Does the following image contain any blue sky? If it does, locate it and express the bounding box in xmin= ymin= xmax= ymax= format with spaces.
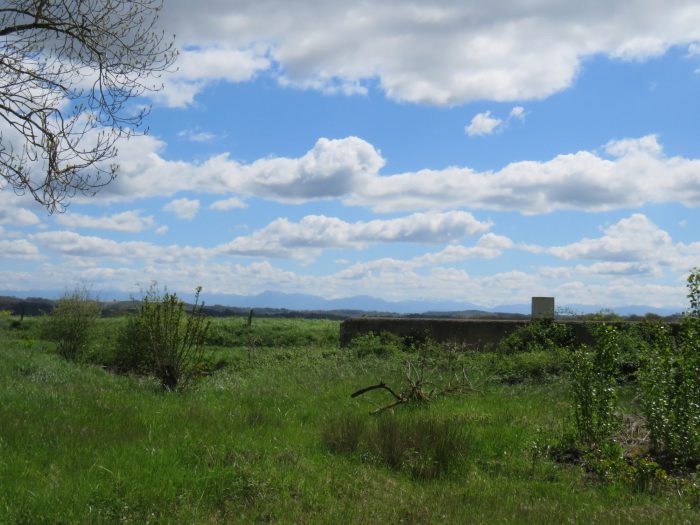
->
xmin=2 ymin=0 xmax=700 ymax=309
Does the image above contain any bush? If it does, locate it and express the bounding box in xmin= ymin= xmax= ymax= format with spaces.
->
xmin=44 ymin=287 xmax=101 ymax=360
xmin=118 ymin=285 xmax=211 ymax=390
xmin=638 ymin=322 xmax=700 ymax=468
xmin=113 ymin=314 xmax=151 ymax=374
xmin=497 ymin=321 xmax=574 ymax=354
xmin=568 ymin=324 xmax=620 ymax=447
xmin=350 ymin=331 xmax=402 ymax=357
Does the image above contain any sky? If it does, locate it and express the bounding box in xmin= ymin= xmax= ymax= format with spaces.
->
xmin=2 ymin=0 xmax=700 ymax=310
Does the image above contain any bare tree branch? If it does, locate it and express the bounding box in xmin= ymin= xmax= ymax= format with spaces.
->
xmin=0 ymin=0 xmax=177 ymax=212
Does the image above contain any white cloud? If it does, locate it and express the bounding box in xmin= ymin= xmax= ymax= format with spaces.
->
xmin=156 ymin=47 xmax=270 ymax=107
xmin=155 ymin=225 xmax=169 ymax=235
xmin=0 ymin=224 xmax=691 ymax=308
xmin=544 ymin=214 xmax=700 ymax=274
xmin=55 ymin=210 xmax=155 ymax=233
xmin=0 ymin=193 xmax=41 ymax=226
xmin=466 ymin=111 xmax=503 ymax=136
xmin=90 ymin=135 xmax=384 ymax=204
xmin=155 ymin=1 xmax=700 ymax=106
xmin=240 ymin=137 xmax=383 ymax=201
xmin=217 ymin=211 xmax=492 ymax=260
xmin=163 ymin=198 xmax=200 ymax=220
xmin=209 ymin=197 xmax=248 ymax=210
xmin=0 ymin=239 xmax=41 ymax=259
xmin=349 ymin=135 xmax=700 ymax=214
xmin=29 ymin=230 xmax=210 ymax=263
xmin=177 ymin=128 xmax=218 ymax=143
xmin=509 ymin=106 xmax=526 ymax=120
xmin=73 ymin=133 xmax=700 ymax=216
xmin=548 ymin=214 xmax=672 ymax=262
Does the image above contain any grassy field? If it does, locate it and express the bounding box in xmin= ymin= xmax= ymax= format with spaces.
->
xmin=1 ymin=315 xmax=700 ymax=524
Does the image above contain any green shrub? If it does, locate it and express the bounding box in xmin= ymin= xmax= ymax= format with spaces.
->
xmin=350 ymin=331 xmax=402 ymax=357
xmin=497 ymin=321 xmax=574 ymax=354
xmin=112 ymin=314 xmax=151 ymax=373
xmin=568 ymin=324 xmax=620 ymax=447
xmin=638 ymin=322 xmax=700 ymax=468
xmin=118 ymin=285 xmax=211 ymax=390
xmin=44 ymin=287 xmax=101 ymax=360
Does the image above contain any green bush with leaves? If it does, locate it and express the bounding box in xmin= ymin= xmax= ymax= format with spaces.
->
xmin=636 ymin=272 xmax=700 ymax=468
xmin=568 ymin=324 xmax=620 ymax=447
xmin=349 ymin=331 xmax=402 ymax=357
xmin=638 ymin=326 xmax=700 ymax=467
xmin=497 ymin=321 xmax=574 ymax=354
xmin=119 ymin=285 xmax=211 ymax=390
xmin=113 ymin=313 xmax=151 ymax=374
xmin=44 ymin=287 xmax=101 ymax=361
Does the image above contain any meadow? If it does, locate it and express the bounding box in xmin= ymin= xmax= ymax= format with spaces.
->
xmin=2 ymin=311 xmax=700 ymax=524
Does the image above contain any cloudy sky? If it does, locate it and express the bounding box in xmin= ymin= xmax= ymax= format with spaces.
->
xmin=3 ymin=0 xmax=700 ymax=309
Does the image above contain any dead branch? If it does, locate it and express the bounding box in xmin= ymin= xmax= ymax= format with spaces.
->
xmin=351 ymin=382 xmax=403 ymax=401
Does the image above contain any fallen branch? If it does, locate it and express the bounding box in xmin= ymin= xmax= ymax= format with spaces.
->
xmin=351 ymin=382 xmax=403 ymax=401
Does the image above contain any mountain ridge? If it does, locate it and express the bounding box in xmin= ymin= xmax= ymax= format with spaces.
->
xmin=0 ymin=289 xmax=683 ymax=317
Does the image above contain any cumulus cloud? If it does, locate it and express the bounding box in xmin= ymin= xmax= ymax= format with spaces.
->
xmin=209 ymin=197 xmax=248 ymax=210
xmin=0 ymin=239 xmax=41 ymax=259
xmin=90 ymin=135 xmax=384 ymax=204
xmin=55 ymin=210 xmax=155 ymax=233
xmin=548 ymin=214 xmax=671 ymax=262
xmin=217 ymin=211 xmax=491 ymax=260
xmin=509 ymin=106 xmax=526 ymax=120
xmin=0 ymin=193 xmax=41 ymax=226
xmin=544 ymin=214 xmax=700 ymax=273
xmin=29 ymin=230 xmax=209 ymax=263
xmin=466 ymin=107 xmax=526 ymax=136
xmin=154 ymin=1 xmax=700 ymax=106
xmin=156 ymin=47 xmax=270 ymax=107
xmin=465 ymin=111 xmax=503 ymax=136
xmin=163 ymin=198 xmax=200 ymax=220
xmin=80 ymin=133 xmax=700 ymax=215
xmin=349 ymin=135 xmax=700 ymax=213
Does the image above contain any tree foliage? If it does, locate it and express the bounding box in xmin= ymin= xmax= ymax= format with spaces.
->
xmin=0 ymin=0 xmax=176 ymax=212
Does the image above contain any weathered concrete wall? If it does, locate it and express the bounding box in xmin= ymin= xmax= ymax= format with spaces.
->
xmin=339 ymin=317 xmax=681 ymax=349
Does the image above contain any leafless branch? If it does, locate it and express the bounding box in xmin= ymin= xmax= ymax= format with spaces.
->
xmin=0 ymin=0 xmax=177 ymax=212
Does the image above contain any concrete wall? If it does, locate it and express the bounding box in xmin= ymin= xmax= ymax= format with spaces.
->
xmin=339 ymin=317 xmax=681 ymax=349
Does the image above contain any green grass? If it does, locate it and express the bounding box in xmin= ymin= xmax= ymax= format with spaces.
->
xmin=1 ymin=316 xmax=699 ymax=524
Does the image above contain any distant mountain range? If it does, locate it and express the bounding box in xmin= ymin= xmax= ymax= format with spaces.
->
xmin=0 ymin=289 xmax=684 ymax=318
